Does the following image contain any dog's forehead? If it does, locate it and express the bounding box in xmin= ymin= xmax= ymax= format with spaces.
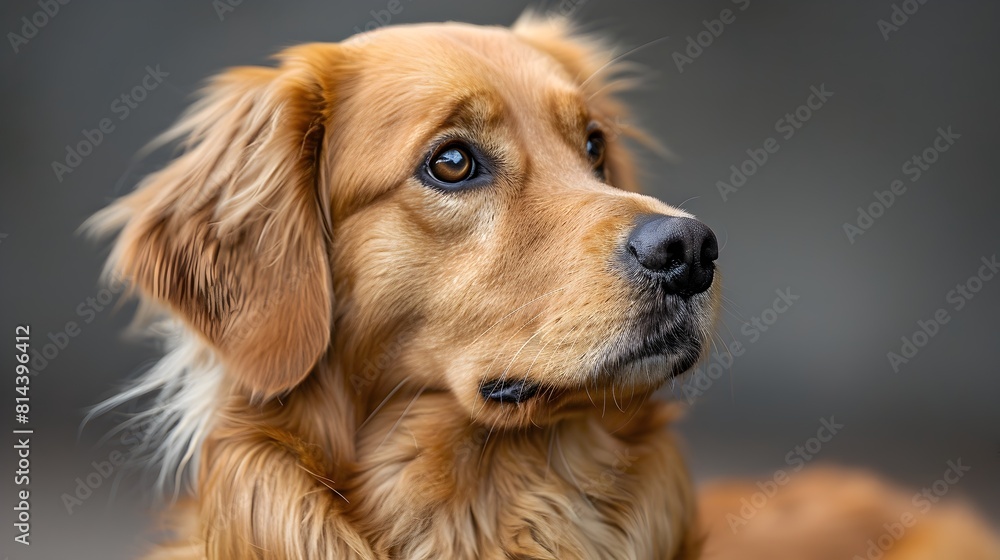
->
xmin=335 ymin=22 xmax=596 ymax=155
xmin=344 ymin=22 xmax=581 ymax=99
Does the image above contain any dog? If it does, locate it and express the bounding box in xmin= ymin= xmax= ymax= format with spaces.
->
xmin=88 ymin=13 xmax=999 ymax=560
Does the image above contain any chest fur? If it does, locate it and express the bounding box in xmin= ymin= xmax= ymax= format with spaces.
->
xmin=346 ymin=397 xmax=697 ymax=559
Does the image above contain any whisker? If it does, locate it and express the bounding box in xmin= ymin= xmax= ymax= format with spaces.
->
xmin=545 ymin=428 xmax=556 ymax=480
xmin=675 ymin=195 xmax=699 ymax=210
xmin=498 ymin=326 xmax=545 ymax=380
xmin=712 ymin=322 xmax=741 ymax=403
xmin=478 ymin=416 xmax=500 ymax=466
xmin=375 ymin=387 xmax=425 ymax=452
xmin=719 ymin=301 xmax=746 ymax=325
xmin=524 ymin=328 xmax=555 ymax=378
xmin=586 ymin=75 xmax=642 ymax=102
xmin=710 ymin=331 xmax=732 ymax=364
xmin=468 ymin=286 xmax=566 ymax=346
xmin=611 ymin=382 xmax=624 ymax=412
xmin=719 ymin=289 xmax=743 ymax=309
xmin=623 ymin=382 xmax=636 ymax=410
xmin=555 ymin=429 xmax=597 ymax=513
xmin=580 ymin=36 xmax=670 ymax=90
xmin=532 ymin=316 xmax=578 ymax=393
xmin=718 ymin=226 xmax=731 ymax=253
xmin=608 ymin=400 xmax=646 ymax=436
xmin=721 ymin=294 xmax=746 ymax=323
xmin=470 ymin=309 xmax=549 ymax=423
xmin=357 ymin=376 xmax=410 ymax=432
xmin=298 ymin=464 xmax=349 ymax=503
xmin=584 ymin=384 xmax=597 ymax=409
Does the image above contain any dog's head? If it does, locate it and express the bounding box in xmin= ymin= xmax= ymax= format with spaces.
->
xmin=93 ymin=15 xmax=719 ymax=430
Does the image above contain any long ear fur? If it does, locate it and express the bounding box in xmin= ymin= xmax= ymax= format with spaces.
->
xmin=88 ymin=44 xmax=342 ymax=400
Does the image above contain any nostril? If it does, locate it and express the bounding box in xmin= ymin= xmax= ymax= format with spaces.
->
xmin=661 ymin=240 xmax=688 ymax=273
xmin=664 ymin=240 xmax=685 ymax=264
xmin=700 ymin=234 xmax=719 ymax=265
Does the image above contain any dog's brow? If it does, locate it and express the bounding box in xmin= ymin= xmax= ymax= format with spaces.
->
xmin=546 ymin=88 xmax=589 ymax=142
xmin=438 ymin=92 xmax=507 ymax=131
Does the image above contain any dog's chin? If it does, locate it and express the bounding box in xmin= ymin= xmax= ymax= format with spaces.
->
xmin=470 ymin=345 xmax=699 ymax=429
xmin=592 ymin=305 xmax=708 ymax=381
xmin=603 ymin=344 xmax=703 ymax=382
xmin=474 ymin=324 xmax=705 ymax=414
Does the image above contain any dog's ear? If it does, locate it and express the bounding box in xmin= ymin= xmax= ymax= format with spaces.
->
xmin=513 ymin=13 xmax=660 ymax=191
xmin=512 ymin=13 xmax=609 ymax=83
xmin=89 ymin=45 xmax=343 ymax=400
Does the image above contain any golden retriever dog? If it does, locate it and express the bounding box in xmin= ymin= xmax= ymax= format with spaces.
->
xmin=88 ymin=13 xmax=999 ymax=560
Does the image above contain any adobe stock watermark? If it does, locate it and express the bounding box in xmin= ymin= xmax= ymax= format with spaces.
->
xmin=212 ymin=0 xmax=243 ymax=21
xmin=349 ymin=0 xmax=416 ymax=41
xmin=28 ymin=274 xmax=127 ymax=375
xmin=51 ymin=64 xmax=170 ymax=183
xmin=60 ymin=418 xmax=155 ymax=514
xmin=453 ymin=425 xmax=638 ymax=519
xmin=567 ymin=447 xmax=638 ymax=518
xmin=671 ymin=0 xmax=751 ymax=73
xmin=681 ymin=287 xmax=800 ymax=402
xmin=877 ymin=0 xmax=932 ymax=42
xmin=350 ymin=335 xmax=407 ymax=394
xmin=887 ymin=253 xmax=998 ymax=372
xmin=7 ymin=0 xmax=70 ymax=54
xmin=726 ymin=416 xmax=845 ymax=533
xmin=716 ymin=84 xmax=834 ymax=201
xmin=843 ymin=126 xmax=959 ymax=244
xmin=852 ymin=459 xmax=971 ymax=560
xmin=555 ymin=0 xmax=591 ymax=18
xmin=224 ymin=265 xmax=310 ymax=346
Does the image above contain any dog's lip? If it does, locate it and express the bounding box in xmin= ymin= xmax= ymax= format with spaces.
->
xmin=479 ymin=378 xmax=540 ymax=403
xmin=601 ymin=324 xmax=703 ymax=375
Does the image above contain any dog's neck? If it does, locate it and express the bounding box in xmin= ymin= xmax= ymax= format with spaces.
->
xmin=199 ymin=363 xmax=701 ymax=558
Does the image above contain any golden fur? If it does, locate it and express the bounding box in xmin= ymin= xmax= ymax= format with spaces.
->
xmin=698 ymin=467 xmax=1000 ymax=560
xmin=89 ymin=14 xmax=999 ymax=560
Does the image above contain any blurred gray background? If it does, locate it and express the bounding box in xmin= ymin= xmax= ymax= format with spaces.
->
xmin=2 ymin=1 xmax=999 ymax=558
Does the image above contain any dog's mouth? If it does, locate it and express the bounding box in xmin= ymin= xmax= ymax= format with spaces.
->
xmin=478 ymin=378 xmax=540 ymax=403
xmin=602 ymin=324 xmax=704 ymax=374
xmin=477 ymin=317 xmax=706 ymax=405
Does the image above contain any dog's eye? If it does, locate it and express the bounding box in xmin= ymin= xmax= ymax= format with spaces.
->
xmin=586 ymin=131 xmax=607 ymax=178
xmin=428 ymin=144 xmax=475 ymax=184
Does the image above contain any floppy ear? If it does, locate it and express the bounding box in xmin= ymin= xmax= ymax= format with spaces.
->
xmin=90 ymin=45 xmax=342 ymax=400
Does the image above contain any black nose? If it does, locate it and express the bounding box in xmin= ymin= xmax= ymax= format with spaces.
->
xmin=626 ymin=215 xmax=719 ymax=296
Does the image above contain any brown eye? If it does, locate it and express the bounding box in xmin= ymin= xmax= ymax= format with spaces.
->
xmin=586 ymin=131 xmax=606 ymax=175
xmin=429 ymin=144 xmax=474 ymax=183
